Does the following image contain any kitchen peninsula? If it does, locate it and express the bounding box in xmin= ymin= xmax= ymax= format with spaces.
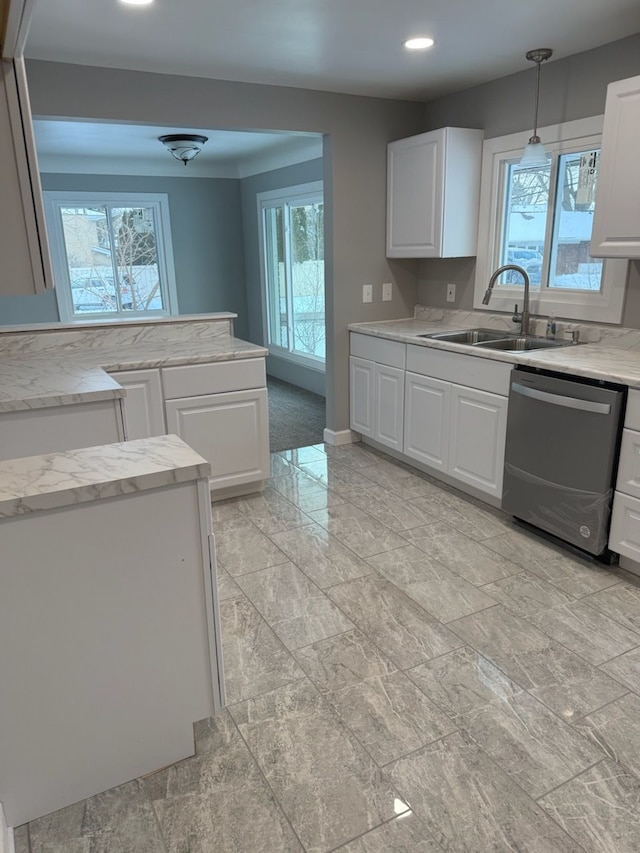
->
xmin=0 ymin=313 xmax=270 ymax=497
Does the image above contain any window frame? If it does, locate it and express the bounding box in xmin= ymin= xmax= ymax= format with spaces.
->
xmin=257 ymin=180 xmax=326 ymax=370
xmin=474 ymin=115 xmax=628 ymax=323
xmin=44 ymin=191 xmax=179 ymax=323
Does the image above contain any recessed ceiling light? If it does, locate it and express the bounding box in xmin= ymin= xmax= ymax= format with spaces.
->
xmin=119 ymin=0 xmax=154 ymax=6
xmin=404 ymin=37 xmax=435 ymax=51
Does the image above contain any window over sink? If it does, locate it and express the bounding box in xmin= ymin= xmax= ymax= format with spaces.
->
xmin=44 ymin=192 xmax=179 ymax=322
xmin=474 ymin=116 xmax=628 ymax=323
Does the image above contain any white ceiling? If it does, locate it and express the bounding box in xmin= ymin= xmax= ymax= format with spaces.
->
xmin=25 ymin=0 xmax=640 ymax=101
xmin=33 ymin=120 xmax=323 ymax=178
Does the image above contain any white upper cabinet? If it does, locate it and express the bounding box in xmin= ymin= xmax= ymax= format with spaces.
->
xmin=591 ymin=74 xmax=640 ymax=258
xmin=386 ymin=127 xmax=484 ymax=258
xmin=0 ymin=58 xmax=54 ymax=295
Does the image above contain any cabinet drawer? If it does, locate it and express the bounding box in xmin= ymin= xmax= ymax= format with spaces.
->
xmin=350 ymin=333 xmax=406 ymax=369
xmin=625 ymin=390 xmax=640 ymax=431
xmin=616 ymin=428 xmax=640 ymax=499
xmin=610 ymin=491 xmax=640 ymax=560
xmin=162 ymin=359 xmax=265 ymax=400
xmin=406 ymin=344 xmax=511 ymax=395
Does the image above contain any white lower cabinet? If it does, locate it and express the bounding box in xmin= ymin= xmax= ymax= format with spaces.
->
xmin=374 ymin=363 xmax=404 ymax=451
xmin=110 ymin=368 xmax=166 ymax=440
xmin=165 ymin=388 xmax=270 ymax=493
xmin=404 ymin=371 xmax=450 ymax=471
xmin=609 ymin=492 xmax=640 ymax=562
xmin=350 ymin=356 xmax=374 ymax=437
xmin=449 ymin=384 xmax=508 ymax=498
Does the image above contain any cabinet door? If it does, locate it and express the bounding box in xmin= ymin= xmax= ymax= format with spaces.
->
xmin=403 ymin=371 xmax=450 ymax=471
xmin=609 ymin=491 xmax=640 ymax=561
xmin=449 ymin=384 xmax=507 ymax=498
xmin=165 ymin=389 xmax=270 ymax=490
xmin=110 ymin=369 xmax=165 ymax=440
xmin=591 ymin=74 xmax=640 ymax=258
xmin=350 ymin=356 xmax=374 ymax=437
xmin=373 ymin=363 xmax=404 ymax=451
xmin=387 ymin=130 xmax=443 ymax=258
xmin=0 ymin=58 xmax=53 ymax=295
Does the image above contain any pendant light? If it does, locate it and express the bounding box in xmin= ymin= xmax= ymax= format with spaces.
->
xmin=520 ymin=48 xmax=553 ymax=167
xmin=158 ymin=134 xmax=208 ymax=165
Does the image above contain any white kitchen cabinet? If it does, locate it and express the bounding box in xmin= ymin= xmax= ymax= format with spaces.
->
xmin=165 ymin=388 xmax=270 ymax=494
xmin=374 ymin=363 xmax=404 ymax=451
xmin=0 ymin=58 xmax=53 ymax=295
xmin=110 ymin=368 xmax=165 ymax=440
xmin=591 ymin=74 xmax=640 ymax=258
xmin=386 ymin=127 xmax=484 ymax=258
xmin=0 ymin=398 xmax=124 ymax=462
xmin=350 ymin=356 xmax=374 ymax=437
xmin=404 ymin=371 xmax=450 ymax=471
xmin=449 ymin=383 xmax=508 ymax=498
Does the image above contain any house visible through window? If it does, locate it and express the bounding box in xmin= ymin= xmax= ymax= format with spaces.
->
xmin=44 ymin=192 xmax=178 ymax=322
xmin=474 ymin=116 xmax=628 ymax=323
xmin=258 ymin=182 xmax=325 ymax=365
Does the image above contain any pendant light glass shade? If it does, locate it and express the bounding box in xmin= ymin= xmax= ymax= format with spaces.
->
xmin=520 ymin=137 xmax=549 ymax=167
xmin=519 ymin=48 xmax=553 ymax=167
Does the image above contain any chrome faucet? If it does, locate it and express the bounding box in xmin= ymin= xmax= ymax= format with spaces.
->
xmin=482 ymin=264 xmax=531 ymax=336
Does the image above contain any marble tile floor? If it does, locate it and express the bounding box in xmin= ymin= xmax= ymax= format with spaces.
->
xmin=16 ymin=442 xmax=640 ymax=852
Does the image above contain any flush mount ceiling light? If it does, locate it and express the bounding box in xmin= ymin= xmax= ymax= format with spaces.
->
xmin=158 ymin=134 xmax=209 ymax=165
xmin=520 ymin=48 xmax=553 ymax=167
xmin=119 ymin=0 xmax=154 ymax=5
xmin=404 ymin=37 xmax=435 ymax=50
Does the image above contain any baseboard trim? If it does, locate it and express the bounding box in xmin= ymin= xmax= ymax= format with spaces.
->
xmin=0 ymin=802 xmax=15 ymax=853
xmin=323 ymin=428 xmax=360 ymax=446
xmin=619 ymin=555 xmax=640 ymax=578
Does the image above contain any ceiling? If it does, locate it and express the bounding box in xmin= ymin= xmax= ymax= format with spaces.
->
xmin=24 ymin=0 xmax=640 ymax=101
xmin=33 ymin=121 xmax=323 ymax=178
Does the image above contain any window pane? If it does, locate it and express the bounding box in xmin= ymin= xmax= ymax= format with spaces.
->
xmin=548 ymin=151 xmax=602 ymax=291
xmin=110 ymin=207 xmax=164 ymax=310
xmin=60 ymin=207 xmax=118 ymax=315
xmin=499 ymin=162 xmax=550 ymax=286
xmin=264 ymin=206 xmax=288 ymax=349
xmin=290 ymin=201 xmax=325 ymax=359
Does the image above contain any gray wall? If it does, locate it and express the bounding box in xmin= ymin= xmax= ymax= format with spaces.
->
xmin=26 ymin=60 xmax=425 ymax=431
xmin=2 ymin=172 xmax=249 ymax=338
xmin=418 ymin=32 xmax=640 ymax=326
xmin=241 ymin=157 xmax=325 ymax=397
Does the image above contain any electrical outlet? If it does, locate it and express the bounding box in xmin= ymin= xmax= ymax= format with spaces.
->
xmin=382 ymin=282 xmax=393 ymax=302
xmin=362 ymin=284 xmax=373 ymax=303
xmin=446 ymin=283 xmax=456 ymax=303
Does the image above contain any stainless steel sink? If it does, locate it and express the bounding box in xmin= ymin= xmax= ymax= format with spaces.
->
xmin=417 ymin=327 xmax=578 ymax=352
xmin=474 ymin=336 xmax=573 ymax=352
xmin=418 ymin=328 xmax=513 ymax=344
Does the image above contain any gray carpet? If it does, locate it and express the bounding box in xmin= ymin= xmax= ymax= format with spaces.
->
xmin=267 ymin=377 xmax=326 ymax=452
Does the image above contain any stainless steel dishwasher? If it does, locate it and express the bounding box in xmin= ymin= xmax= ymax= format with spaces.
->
xmin=502 ymin=367 xmax=625 ymax=558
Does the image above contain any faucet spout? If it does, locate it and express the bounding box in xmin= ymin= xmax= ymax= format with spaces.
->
xmin=483 ymin=264 xmax=531 ymax=335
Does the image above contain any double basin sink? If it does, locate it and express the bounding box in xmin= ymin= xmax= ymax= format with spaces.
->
xmin=419 ymin=328 xmax=578 ymax=352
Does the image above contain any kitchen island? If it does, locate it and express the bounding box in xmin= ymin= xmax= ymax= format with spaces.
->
xmin=0 ymin=434 xmax=222 ymax=827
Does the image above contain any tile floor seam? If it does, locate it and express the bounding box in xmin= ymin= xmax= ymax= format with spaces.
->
xmin=145 ymin=784 xmax=172 ymax=853
xmin=322 ymin=811 xmax=417 ymax=853
xmin=225 ymin=706 xmax=309 ymax=852
xmin=375 ymin=726 xmax=463 ymax=770
xmin=579 ymin=590 xmax=640 ymax=634
xmin=532 ymin=756 xmax=611 ymax=804
xmin=595 ymin=642 xmax=640 ymax=668
xmin=221 ymin=594 xmax=308 ymax=704
xmin=570 ymin=690 xmax=633 ymax=728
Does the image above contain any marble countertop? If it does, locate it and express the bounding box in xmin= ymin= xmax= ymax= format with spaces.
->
xmin=349 ymin=318 xmax=640 ymax=389
xmin=0 ymin=359 xmax=126 ymax=413
xmin=0 ymin=434 xmax=211 ymax=518
xmin=0 ymin=335 xmax=268 ymax=412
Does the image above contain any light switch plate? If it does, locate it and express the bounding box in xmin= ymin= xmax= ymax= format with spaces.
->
xmin=382 ymin=282 xmax=393 ymax=301
xmin=362 ymin=284 xmax=373 ymax=303
xmin=446 ymin=283 xmax=456 ymax=303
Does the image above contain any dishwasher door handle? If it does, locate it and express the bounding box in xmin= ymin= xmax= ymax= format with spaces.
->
xmin=511 ymin=382 xmax=611 ymax=415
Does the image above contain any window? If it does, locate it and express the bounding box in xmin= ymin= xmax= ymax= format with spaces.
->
xmin=475 ymin=116 xmax=628 ymax=323
xmin=258 ymin=182 xmax=325 ymax=366
xmin=44 ymin=192 xmax=178 ymax=322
